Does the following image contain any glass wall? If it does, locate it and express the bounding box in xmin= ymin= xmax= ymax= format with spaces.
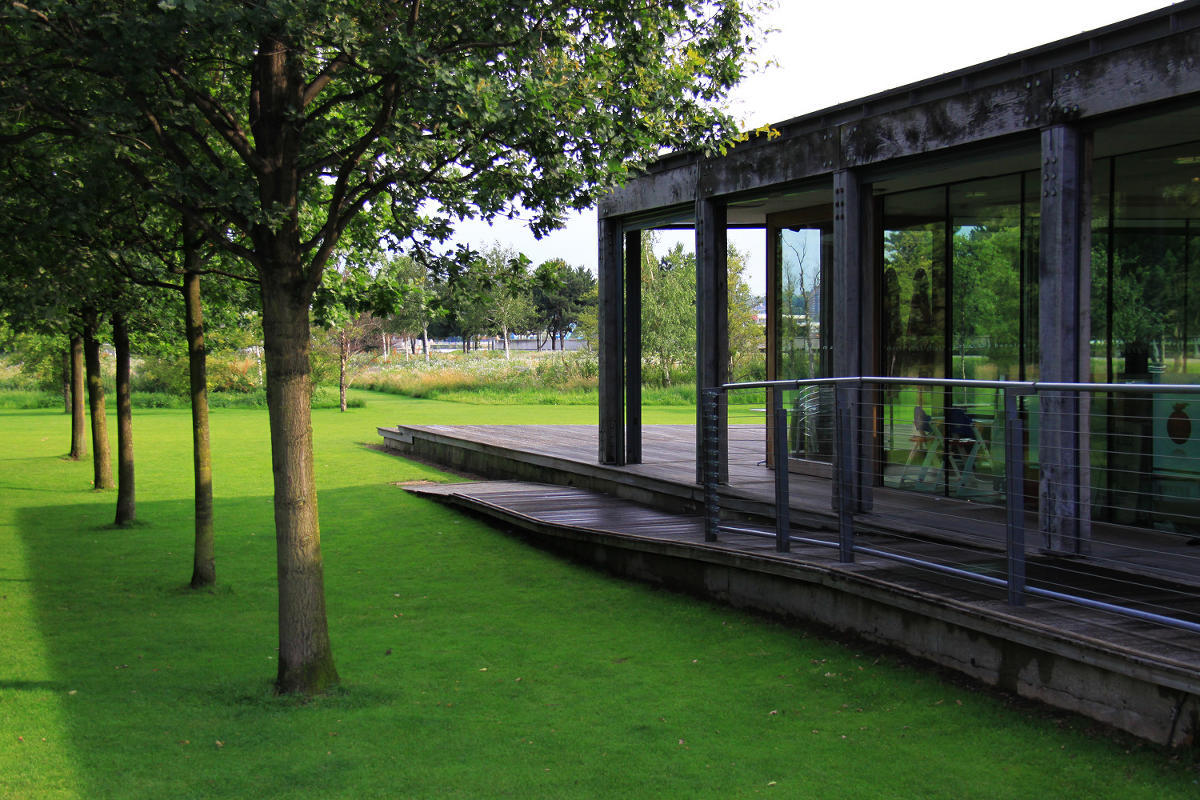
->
xmin=1091 ymin=142 xmax=1200 ymax=527
xmin=1092 ymin=144 xmax=1200 ymax=383
xmin=881 ymin=173 xmax=1039 ymax=499
xmin=777 ymin=223 xmax=833 ymax=461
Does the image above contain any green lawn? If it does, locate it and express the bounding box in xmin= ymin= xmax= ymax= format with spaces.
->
xmin=1 ymin=390 xmax=1196 ymax=798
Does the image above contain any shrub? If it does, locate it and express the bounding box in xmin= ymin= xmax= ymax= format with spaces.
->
xmin=132 ymin=355 xmax=189 ymax=395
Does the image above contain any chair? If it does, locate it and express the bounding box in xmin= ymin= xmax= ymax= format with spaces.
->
xmin=944 ymin=406 xmax=993 ymax=490
xmin=901 ymin=406 xmax=942 ymax=486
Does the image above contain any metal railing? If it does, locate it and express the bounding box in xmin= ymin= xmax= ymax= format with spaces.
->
xmin=701 ymin=376 xmax=1200 ymax=636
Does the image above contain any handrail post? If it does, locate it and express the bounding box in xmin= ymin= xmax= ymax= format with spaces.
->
xmin=1004 ymin=387 xmax=1026 ymax=605
xmin=835 ymin=384 xmax=855 ymax=563
xmin=773 ymin=389 xmax=791 ymax=553
xmin=702 ymin=388 xmax=721 ymax=542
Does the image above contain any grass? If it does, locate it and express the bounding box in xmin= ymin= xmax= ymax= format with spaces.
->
xmin=1 ymin=389 xmax=1197 ymax=798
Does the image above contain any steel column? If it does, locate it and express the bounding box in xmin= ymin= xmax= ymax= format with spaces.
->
xmin=695 ymin=197 xmax=728 ymax=483
xmin=702 ymin=389 xmax=721 ymax=542
xmin=598 ymin=216 xmax=625 ymax=465
xmin=833 ymin=170 xmax=873 ymax=512
xmin=1038 ymin=124 xmax=1092 ymax=553
xmin=624 ymin=231 xmax=643 ymax=464
xmin=835 ymin=385 xmax=856 ymax=563
xmin=773 ymin=393 xmax=791 ymax=553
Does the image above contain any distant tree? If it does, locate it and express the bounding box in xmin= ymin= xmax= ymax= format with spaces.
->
xmin=641 ymin=243 xmax=697 ymax=386
xmin=477 ymin=245 xmax=536 ymax=359
xmin=437 ymin=256 xmax=498 ymax=352
xmin=388 ymin=255 xmax=438 ymax=359
xmin=532 ymin=259 xmax=595 ymax=350
xmin=726 ymin=246 xmax=762 ymax=381
xmin=313 ymin=258 xmax=406 ymax=410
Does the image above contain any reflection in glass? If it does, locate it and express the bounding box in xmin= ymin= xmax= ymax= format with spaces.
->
xmin=1090 ymin=142 xmax=1200 ymax=530
xmin=882 ymin=188 xmax=947 ymax=495
xmin=880 ymin=175 xmax=1039 ymax=500
xmin=778 ymin=225 xmax=832 ymax=461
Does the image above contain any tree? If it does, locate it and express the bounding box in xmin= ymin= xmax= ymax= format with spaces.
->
xmin=4 ymin=0 xmax=758 ymax=694
xmin=642 ymin=241 xmax=698 ymax=386
xmin=726 ymin=245 xmax=762 ymax=381
xmin=313 ymin=258 xmax=406 ymax=410
xmin=387 ymin=255 xmax=438 ymax=359
xmin=477 ymin=244 xmax=535 ymax=359
xmin=436 ymin=254 xmax=499 ymax=351
xmin=532 ymin=259 xmax=595 ymax=350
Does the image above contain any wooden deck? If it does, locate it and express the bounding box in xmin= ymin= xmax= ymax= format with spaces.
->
xmin=379 ymin=422 xmax=1200 ymax=745
xmin=380 ymin=423 xmax=1200 ymax=586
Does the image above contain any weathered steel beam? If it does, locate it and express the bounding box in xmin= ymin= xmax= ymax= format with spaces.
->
xmin=599 ymin=10 xmax=1200 ymax=218
xmin=1053 ymin=30 xmax=1200 ymax=120
xmin=698 ymin=129 xmax=837 ymax=197
xmin=695 ymin=197 xmax=728 ymax=483
xmin=1038 ymin=124 xmax=1092 ymax=553
xmin=599 ymin=164 xmax=699 ymax=220
xmin=598 ymin=216 xmax=625 ymax=465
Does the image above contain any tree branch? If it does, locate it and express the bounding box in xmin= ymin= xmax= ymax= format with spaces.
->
xmin=165 ymin=67 xmax=265 ymax=174
xmin=301 ymin=52 xmax=351 ymax=108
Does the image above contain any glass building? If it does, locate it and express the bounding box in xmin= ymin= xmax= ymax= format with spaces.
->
xmin=596 ymin=4 xmax=1200 ymax=550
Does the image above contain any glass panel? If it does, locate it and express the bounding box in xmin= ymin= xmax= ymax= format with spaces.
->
xmin=883 ymin=188 xmax=947 ymax=382
xmin=946 ymin=176 xmax=1023 ymax=499
xmin=778 ymin=225 xmax=832 ymax=460
xmin=1091 ymin=142 xmax=1200 ymax=529
xmin=881 ymin=187 xmax=947 ymax=493
xmin=880 ymin=176 xmax=1037 ymax=501
xmin=779 ymin=227 xmax=825 ymax=381
xmin=949 ymin=177 xmax=1021 ymax=382
xmin=1090 ymin=158 xmax=1115 ymax=519
xmin=1021 ymin=172 xmax=1041 ymax=382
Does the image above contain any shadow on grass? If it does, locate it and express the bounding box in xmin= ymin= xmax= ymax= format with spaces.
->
xmin=12 ymin=485 xmax=444 ymax=798
xmin=13 ymin=482 xmax=1200 ymax=799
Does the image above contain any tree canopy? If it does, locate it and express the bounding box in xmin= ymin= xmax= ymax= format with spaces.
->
xmin=1 ymin=0 xmax=760 ymax=694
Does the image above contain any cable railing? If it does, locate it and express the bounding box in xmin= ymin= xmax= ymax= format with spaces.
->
xmin=701 ymin=376 xmax=1200 ymax=637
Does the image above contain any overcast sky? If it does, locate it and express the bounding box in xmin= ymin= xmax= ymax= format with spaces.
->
xmin=446 ymin=0 xmax=1178 ymax=293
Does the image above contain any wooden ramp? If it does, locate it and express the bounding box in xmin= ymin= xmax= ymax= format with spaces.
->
xmin=380 ymin=423 xmax=1200 ymax=588
xmin=404 ymin=478 xmax=1200 ymax=747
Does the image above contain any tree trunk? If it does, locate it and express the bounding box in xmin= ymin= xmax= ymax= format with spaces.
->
xmin=422 ymin=325 xmax=429 ymax=360
xmin=61 ymin=348 xmax=70 ymax=413
xmin=261 ymin=274 xmax=339 ymax=694
xmin=82 ymin=311 xmax=113 ymax=490
xmin=502 ymin=325 xmax=510 ymax=359
xmin=113 ymin=312 xmax=135 ymax=525
xmin=69 ymin=334 xmax=86 ymax=460
xmin=184 ymin=266 xmax=215 ymax=588
xmin=339 ymin=329 xmax=348 ymax=412
xmin=252 ymin=35 xmax=337 ymax=694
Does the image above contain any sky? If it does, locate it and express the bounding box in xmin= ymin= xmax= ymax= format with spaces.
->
xmin=446 ymin=0 xmax=1179 ymax=294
